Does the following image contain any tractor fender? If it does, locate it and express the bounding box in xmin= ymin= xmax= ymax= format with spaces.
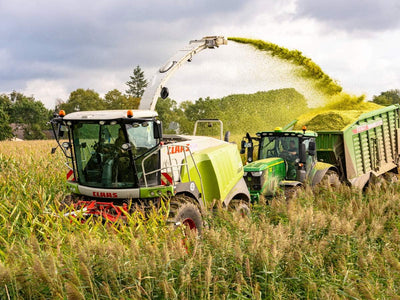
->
xmin=311 ymin=162 xmax=339 ymax=186
xmin=223 ymin=178 xmax=251 ymax=208
xmin=175 ymin=181 xmax=205 ymax=212
xmin=279 ymin=180 xmax=302 ymax=187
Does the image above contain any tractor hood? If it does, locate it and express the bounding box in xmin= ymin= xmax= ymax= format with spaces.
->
xmin=244 ymin=157 xmax=285 ymax=172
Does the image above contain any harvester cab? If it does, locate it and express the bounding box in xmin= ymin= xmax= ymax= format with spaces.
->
xmin=51 ymin=36 xmax=250 ymax=229
xmin=241 ymin=127 xmax=322 ymax=201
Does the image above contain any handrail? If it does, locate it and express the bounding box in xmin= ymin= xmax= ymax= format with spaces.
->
xmin=141 ymin=143 xmax=205 ymax=203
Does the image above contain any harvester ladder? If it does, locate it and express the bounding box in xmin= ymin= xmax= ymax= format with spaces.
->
xmin=141 ymin=144 xmax=205 ymax=203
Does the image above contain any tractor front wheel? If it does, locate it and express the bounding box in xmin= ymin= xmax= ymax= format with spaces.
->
xmin=169 ymin=196 xmax=203 ymax=235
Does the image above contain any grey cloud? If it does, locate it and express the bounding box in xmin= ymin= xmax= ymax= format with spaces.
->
xmin=0 ymin=0 xmax=248 ymax=92
xmin=296 ymin=0 xmax=400 ymax=31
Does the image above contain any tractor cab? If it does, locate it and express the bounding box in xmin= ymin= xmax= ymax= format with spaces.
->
xmin=52 ymin=110 xmax=163 ymax=191
xmin=241 ymin=127 xmax=318 ymax=201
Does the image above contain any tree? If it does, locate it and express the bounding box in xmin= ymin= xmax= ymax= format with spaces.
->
xmin=7 ymin=91 xmax=52 ymax=140
xmin=0 ymin=108 xmax=13 ymax=140
xmin=372 ymin=89 xmax=400 ymax=106
xmin=126 ymin=65 xmax=148 ymax=98
xmin=57 ymin=89 xmax=105 ymax=113
xmin=104 ymin=89 xmax=140 ymax=110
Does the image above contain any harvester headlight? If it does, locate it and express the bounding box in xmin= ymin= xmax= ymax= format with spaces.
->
xmin=99 ymin=121 xmax=105 ymax=125
xmin=251 ymin=171 xmax=263 ymax=177
xmin=243 ymin=172 xmax=248 ymax=176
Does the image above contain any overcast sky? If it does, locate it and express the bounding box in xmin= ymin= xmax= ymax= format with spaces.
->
xmin=1 ymin=0 xmax=399 ymax=109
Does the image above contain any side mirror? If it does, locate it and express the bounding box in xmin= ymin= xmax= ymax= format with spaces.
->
xmin=240 ymin=140 xmax=246 ymax=154
xmin=58 ymin=125 xmax=64 ymax=138
xmin=224 ymin=131 xmax=230 ymax=142
xmin=154 ymin=120 xmax=163 ymax=139
xmin=160 ymin=87 xmax=169 ymax=99
xmin=51 ymin=147 xmax=57 ymax=154
xmin=300 ymin=143 xmax=307 ymax=163
xmin=309 ymin=141 xmax=316 ymax=156
xmin=247 ymin=142 xmax=254 ymax=163
xmin=244 ymin=133 xmax=254 ymax=163
xmin=309 ymin=141 xmax=316 ymax=151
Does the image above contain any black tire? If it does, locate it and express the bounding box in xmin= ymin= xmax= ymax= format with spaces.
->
xmin=228 ymin=199 xmax=251 ymax=217
xmin=169 ymin=195 xmax=203 ymax=235
xmin=321 ymin=170 xmax=340 ymax=188
xmin=284 ymin=185 xmax=301 ymax=200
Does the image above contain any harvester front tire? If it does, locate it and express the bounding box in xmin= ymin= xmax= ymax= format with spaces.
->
xmin=169 ymin=196 xmax=203 ymax=235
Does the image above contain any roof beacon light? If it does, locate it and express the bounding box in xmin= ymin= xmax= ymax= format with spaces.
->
xmin=59 ymin=110 xmax=66 ymax=117
xmin=274 ymin=127 xmax=282 ymax=132
xmin=302 ymin=126 xmax=307 ymax=133
xmin=127 ymin=110 xmax=133 ymax=118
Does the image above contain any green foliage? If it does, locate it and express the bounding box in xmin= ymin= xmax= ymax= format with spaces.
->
xmin=156 ymin=88 xmax=309 ymax=135
xmin=2 ymin=91 xmax=53 ymax=140
xmin=155 ymin=97 xmax=187 ymax=134
xmin=104 ymin=89 xmax=140 ymax=109
xmin=372 ymin=89 xmax=400 ymax=106
xmin=0 ymin=108 xmax=13 ymax=140
xmin=58 ymin=88 xmax=140 ymax=115
xmin=228 ymin=37 xmax=343 ymax=96
xmin=1 ymin=141 xmax=400 ymax=299
xmin=126 ymin=65 xmax=148 ymax=98
xmin=58 ymin=88 xmax=104 ymax=113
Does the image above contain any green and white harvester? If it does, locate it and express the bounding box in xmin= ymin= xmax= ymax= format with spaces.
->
xmin=51 ymin=37 xmax=250 ymax=232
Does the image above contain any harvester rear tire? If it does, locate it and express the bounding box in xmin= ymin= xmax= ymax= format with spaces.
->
xmin=169 ymin=196 xmax=203 ymax=235
xmin=228 ymin=199 xmax=251 ymax=217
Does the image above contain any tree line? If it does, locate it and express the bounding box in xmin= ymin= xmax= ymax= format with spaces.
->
xmin=0 ymin=63 xmax=399 ymax=141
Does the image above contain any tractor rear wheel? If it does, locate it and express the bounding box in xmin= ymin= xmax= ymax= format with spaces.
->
xmin=169 ymin=195 xmax=203 ymax=235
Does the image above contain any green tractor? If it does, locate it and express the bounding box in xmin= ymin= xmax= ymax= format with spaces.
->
xmin=241 ymin=126 xmax=339 ymax=201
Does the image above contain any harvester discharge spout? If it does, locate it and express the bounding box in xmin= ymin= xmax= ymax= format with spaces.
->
xmin=139 ymin=36 xmax=228 ymax=111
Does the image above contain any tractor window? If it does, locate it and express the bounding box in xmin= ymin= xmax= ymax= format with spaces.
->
xmin=72 ymin=122 xmax=135 ymax=188
xmin=126 ymin=122 xmax=159 ymax=186
xmin=259 ymin=136 xmax=299 ymax=161
xmin=126 ymin=122 xmax=157 ymax=156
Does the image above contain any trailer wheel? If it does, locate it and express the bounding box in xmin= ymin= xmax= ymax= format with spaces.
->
xmin=321 ymin=170 xmax=340 ymax=188
xmin=169 ymin=195 xmax=203 ymax=235
xmin=228 ymin=199 xmax=250 ymax=217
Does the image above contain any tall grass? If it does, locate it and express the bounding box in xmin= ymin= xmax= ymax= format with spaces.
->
xmin=1 ymin=140 xmax=400 ymax=299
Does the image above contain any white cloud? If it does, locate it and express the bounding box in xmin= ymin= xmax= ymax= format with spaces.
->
xmin=22 ymin=79 xmax=69 ymax=109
